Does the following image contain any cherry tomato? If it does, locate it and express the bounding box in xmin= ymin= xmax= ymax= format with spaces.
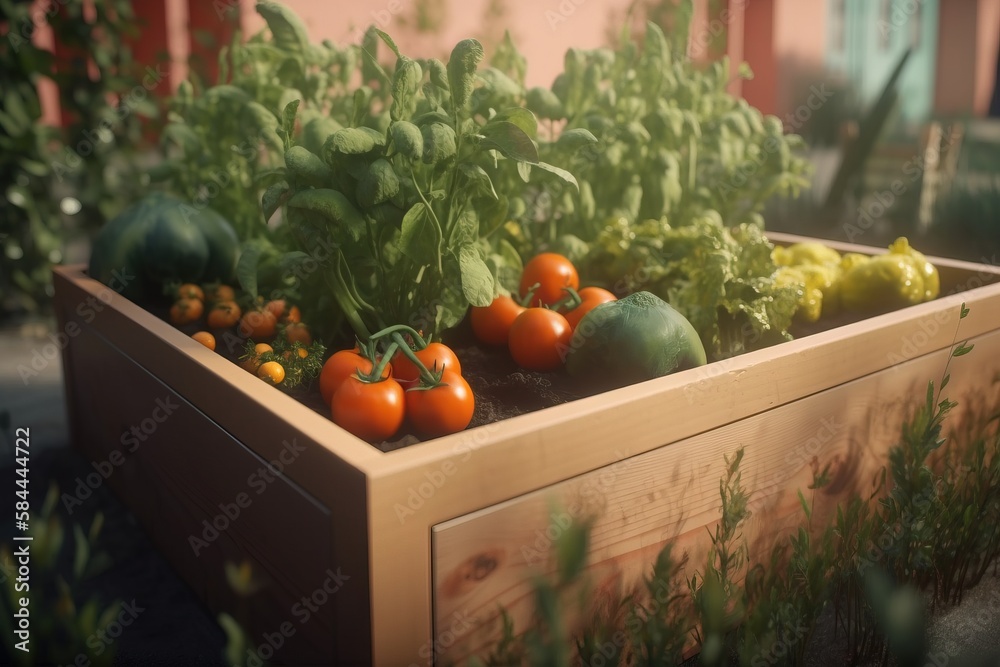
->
xmin=508 ymin=308 xmax=572 ymax=371
xmin=265 ymin=299 xmax=301 ymax=323
xmin=564 ymin=287 xmax=617 ymax=330
xmin=191 ymin=331 xmax=216 ymax=350
xmin=331 ymin=376 xmax=405 ymax=442
xmin=406 ymin=371 xmax=475 ymax=438
xmin=240 ymin=343 xmax=274 ymax=373
xmin=284 ymin=322 xmax=312 ymax=345
xmin=176 ymin=283 xmax=204 ymax=301
xmin=470 ymin=295 xmax=525 ymax=346
xmin=170 ymin=297 xmax=204 ymax=325
xmin=257 ymin=361 xmax=286 ymax=385
xmin=520 ymin=253 xmax=579 ymax=307
xmin=208 ymin=284 xmax=236 ymax=303
xmin=207 ymin=300 xmax=242 ymax=329
xmin=239 ymin=307 xmax=278 ymax=340
xmin=393 ymin=342 xmax=462 ymax=382
xmin=319 ymin=349 xmax=389 ymax=405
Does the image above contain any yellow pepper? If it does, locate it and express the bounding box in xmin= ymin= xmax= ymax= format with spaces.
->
xmin=772 ymin=242 xmax=842 ymax=268
xmin=773 ymin=242 xmax=843 ymax=322
xmin=839 ymin=237 xmax=939 ymax=313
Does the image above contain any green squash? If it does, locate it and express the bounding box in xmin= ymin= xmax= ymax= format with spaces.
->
xmin=565 ymin=291 xmax=707 ymax=389
xmin=88 ymin=193 xmax=239 ymax=303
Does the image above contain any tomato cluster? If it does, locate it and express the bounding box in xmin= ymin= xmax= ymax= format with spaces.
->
xmin=321 ymin=333 xmax=474 ymax=442
xmin=470 ymin=253 xmax=617 ymax=372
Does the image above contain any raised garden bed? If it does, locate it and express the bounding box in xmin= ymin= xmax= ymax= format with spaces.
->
xmin=53 ymin=232 xmax=1000 ymax=665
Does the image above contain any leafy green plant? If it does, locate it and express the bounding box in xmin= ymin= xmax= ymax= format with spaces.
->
xmin=471 ymin=309 xmax=1000 ymax=667
xmin=1 ymin=0 xmax=153 ymax=317
xmin=265 ymin=28 xmax=582 ymax=343
xmin=477 ymin=22 xmax=809 ymax=359
xmin=0 ymin=484 xmax=120 ymax=666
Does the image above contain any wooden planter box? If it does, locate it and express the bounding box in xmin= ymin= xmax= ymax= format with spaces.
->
xmin=53 ymin=233 xmax=1000 ymax=666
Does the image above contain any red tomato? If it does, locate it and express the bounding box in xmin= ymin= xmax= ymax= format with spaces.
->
xmin=470 ymin=295 xmax=525 ymax=346
xmin=508 ymin=308 xmax=572 ymax=371
xmin=564 ymin=287 xmax=617 ymax=330
xmin=319 ymin=350 xmax=389 ymax=405
xmin=406 ymin=371 xmax=476 ymax=438
xmin=520 ymin=253 xmax=579 ymax=307
xmin=393 ymin=342 xmax=461 ymax=382
xmin=331 ymin=375 xmax=405 ymax=442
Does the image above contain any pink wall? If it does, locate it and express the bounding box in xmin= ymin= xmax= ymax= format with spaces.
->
xmin=974 ymin=0 xmax=1000 ymax=115
xmin=739 ymin=0 xmax=827 ymax=121
xmin=935 ymin=0 xmax=1000 ymax=117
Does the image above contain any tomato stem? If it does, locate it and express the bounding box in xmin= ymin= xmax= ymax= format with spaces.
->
xmin=364 ymin=341 xmax=398 ymax=382
xmin=389 ymin=331 xmax=443 ymax=386
xmin=550 ymin=286 xmax=583 ymax=312
xmin=369 ymin=324 xmax=429 ymax=349
xmin=519 ymin=282 xmax=541 ymax=308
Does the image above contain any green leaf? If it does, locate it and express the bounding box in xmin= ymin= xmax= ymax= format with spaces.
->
xmin=535 ymin=161 xmax=579 ymax=191
xmin=256 ymin=1 xmax=309 ymax=60
xmin=478 ymin=195 xmax=509 ymax=238
xmin=459 ymin=245 xmax=495 ymax=307
xmin=357 ymin=159 xmax=400 ymax=209
xmin=280 ymin=98 xmax=300 ymax=148
xmin=373 ymin=27 xmax=402 ymax=59
xmin=960 ymin=302 xmax=970 ymax=318
xmin=421 ymin=122 xmax=457 ymax=164
xmin=496 ymin=238 xmax=523 ymax=292
xmin=236 ymin=242 xmax=262 ymax=298
xmin=426 ymin=58 xmax=449 ymax=91
xmin=526 ymin=87 xmax=565 ymax=120
xmin=287 ymin=189 xmax=366 ymax=242
xmin=324 ymin=127 xmax=380 ymax=158
xmin=555 ymin=518 xmax=589 ymax=584
xmin=479 ymin=120 xmax=539 ymax=163
xmin=517 ymin=161 xmax=532 ymax=183
xmin=448 ymin=38 xmax=485 ymax=110
xmin=491 ymin=107 xmax=538 ymax=138
xmin=72 ymin=524 xmax=88 ymax=579
xmin=555 ymin=128 xmax=598 ymax=152
xmin=458 ymin=163 xmax=498 ymax=199
xmin=285 ymin=146 xmax=333 ymax=187
xmin=398 ymin=203 xmax=440 ymax=264
xmin=391 ymin=57 xmax=422 ymax=122
xmin=242 ymin=101 xmax=283 ymax=153
xmin=261 ymin=180 xmax=290 ymax=223
xmin=453 ymin=208 xmax=480 ymax=247
xmin=952 ymin=343 xmax=974 ymax=357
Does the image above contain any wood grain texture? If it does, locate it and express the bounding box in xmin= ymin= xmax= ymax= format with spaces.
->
xmin=431 ymin=329 xmax=1000 ymax=663
xmin=52 ymin=238 xmax=1000 ymax=667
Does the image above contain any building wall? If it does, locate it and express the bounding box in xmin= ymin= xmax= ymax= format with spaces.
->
xmin=934 ymin=0 xmax=1000 ymax=117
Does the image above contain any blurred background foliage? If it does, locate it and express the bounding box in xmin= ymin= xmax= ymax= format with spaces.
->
xmin=1 ymin=0 xmax=998 ymax=321
xmin=0 ymin=0 xmax=156 ymax=319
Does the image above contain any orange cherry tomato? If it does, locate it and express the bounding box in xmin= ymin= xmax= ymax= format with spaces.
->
xmin=207 ymin=300 xmax=242 ymax=329
xmin=170 ymin=297 xmax=204 ymax=326
xmin=284 ymin=322 xmax=312 ymax=345
xmin=508 ymin=308 xmax=572 ymax=372
xmin=240 ymin=343 xmax=274 ymax=373
xmin=208 ymin=284 xmax=236 ymax=303
xmin=239 ymin=307 xmax=278 ymax=340
xmin=471 ymin=295 xmax=526 ymax=346
xmin=519 ymin=253 xmax=579 ymax=307
xmin=191 ymin=331 xmax=216 ymax=350
xmin=406 ymin=370 xmax=475 ymax=438
xmin=176 ymin=283 xmax=204 ymax=301
xmin=257 ymin=361 xmax=286 ymax=385
xmin=331 ymin=375 xmax=405 ymax=442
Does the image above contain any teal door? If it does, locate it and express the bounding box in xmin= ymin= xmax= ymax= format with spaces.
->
xmin=826 ymin=0 xmax=938 ymax=123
